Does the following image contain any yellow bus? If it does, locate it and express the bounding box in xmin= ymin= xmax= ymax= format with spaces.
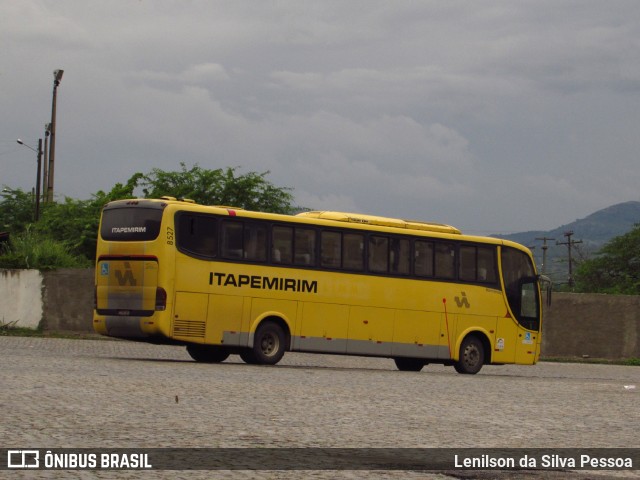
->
xmin=94 ymin=197 xmax=548 ymax=374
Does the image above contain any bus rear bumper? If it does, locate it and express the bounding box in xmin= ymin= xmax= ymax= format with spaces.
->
xmin=94 ymin=315 xmax=150 ymax=339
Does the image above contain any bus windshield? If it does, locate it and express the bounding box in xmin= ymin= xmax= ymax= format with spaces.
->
xmin=501 ymin=247 xmax=540 ymax=331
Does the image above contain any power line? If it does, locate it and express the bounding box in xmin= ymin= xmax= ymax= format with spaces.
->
xmin=556 ymin=230 xmax=583 ymax=287
xmin=535 ymin=236 xmax=555 ymax=275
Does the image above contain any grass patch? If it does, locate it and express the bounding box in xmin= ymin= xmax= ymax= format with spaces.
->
xmin=0 ymin=228 xmax=89 ymax=269
xmin=541 ymin=356 xmax=640 ymax=366
xmin=0 ymin=320 xmax=41 ymax=336
xmin=0 ymin=322 xmax=105 ymax=340
xmin=0 ymin=326 xmax=44 ymax=337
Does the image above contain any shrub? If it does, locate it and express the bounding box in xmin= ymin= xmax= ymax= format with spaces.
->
xmin=0 ymin=228 xmax=89 ymax=270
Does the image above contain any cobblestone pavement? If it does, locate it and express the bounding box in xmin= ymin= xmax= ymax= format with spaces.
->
xmin=1 ymin=336 xmax=638 ymax=479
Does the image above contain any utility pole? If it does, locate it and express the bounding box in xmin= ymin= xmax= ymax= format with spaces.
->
xmin=535 ymin=236 xmax=555 ymax=275
xmin=17 ymin=139 xmax=44 ymax=221
xmin=48 ymin=69 xmax=63 ymax=203
xmin=43 ymin=123 xmax=51 ymax=203
xmin=556 ymin=231 xmax=583 ymax=287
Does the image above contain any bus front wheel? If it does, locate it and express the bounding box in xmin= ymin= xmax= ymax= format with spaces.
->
xmin=454 ymin=336 xmax=484 ymax=374
xmin=251 ymin=321 xmax=286 ymax=365
xmin=186 ymin=344 xmax=230 ymax=363
xmin=394 ymin=357 xmax=425 ymax=372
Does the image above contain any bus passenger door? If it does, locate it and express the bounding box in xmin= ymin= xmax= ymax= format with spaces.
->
xmin=493 ymin=315 xmax=517 ymax=364
xmin=515 ymin=328 xmax=539 ymax=364
xmin=514 ymin=279 xmax=542 ymax=365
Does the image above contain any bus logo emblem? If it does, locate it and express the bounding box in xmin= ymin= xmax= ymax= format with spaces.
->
xmin=115 ymin=262 xmax=137 ymax=286
xmin=454 ymin=292 xmax=470 ymax=308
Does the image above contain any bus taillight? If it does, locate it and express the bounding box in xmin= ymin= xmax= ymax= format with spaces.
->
xmin=155 ymin=287 xmax=167 ymax=311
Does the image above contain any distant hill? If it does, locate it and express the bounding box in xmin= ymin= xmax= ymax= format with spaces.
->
xmin=493 ymin=201 xmax=640 ymax=283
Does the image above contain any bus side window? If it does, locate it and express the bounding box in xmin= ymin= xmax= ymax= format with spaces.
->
xmin=478 ymin=246 xmax=497 ymax=283
xmin=294 ymin=228 xmax=316 ymax=266
xmin=369 ymin=235 xmax=388 ymax=273
xmin=177 ymin=214 xmax=217 ymax=258
xmin=459 ymin=245 xmax=476 ymax=282
xmin=390 ymin=238 xmax=410 ymax=275
xmin=435 ymin=243 xmax=455 ymax=279
xmin=244 ymin=223 xmax=267 ymax=262
xmin=343 ymin=233 xmax=364 ymax=271
xmin=321 ymin=231 xmax=341 ymax=268
xmin=221 ymin=221 xmax=243 ymax=259
xmin=414 ymin=240 xmax=434 ymax=277
xmin=272 ymin=226 xmax=293 ymax=264
xmin=459 ymin=244 xmax=498 ymax=283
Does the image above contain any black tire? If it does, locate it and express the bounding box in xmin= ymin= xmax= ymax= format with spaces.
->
xmin=454 ymin=336 xmax=484 ymax=374
xmin=239 ymin=349 xmax=259 ymax=364
xmin=186 ymin=344 xmax=230 ymax=363
xmin=394 ymin=357 xmax=425 ymax=372
xmin=251 ymin=321 xmax=287 ymax=365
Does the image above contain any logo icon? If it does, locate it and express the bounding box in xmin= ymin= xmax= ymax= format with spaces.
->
xmin=115 ymin=262 xmax=137 ymax=286
xmin=454 ymin=292 xmax=470 ymax=308
xmin=7 ymin=450 xmax=39 ymax=469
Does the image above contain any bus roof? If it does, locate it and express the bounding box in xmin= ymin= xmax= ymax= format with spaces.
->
xmin=103 ymin=198 xmax=533 ymax=253
xmin=296 ymin=211 xmax=462 ymax=235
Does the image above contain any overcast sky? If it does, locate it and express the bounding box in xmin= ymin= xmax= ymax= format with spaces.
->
xmin=2 ymin=1 xmax=639 ymax=234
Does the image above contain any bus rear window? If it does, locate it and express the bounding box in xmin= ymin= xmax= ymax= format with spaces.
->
xmin=100 ymin=207 xmax=162 ymax=241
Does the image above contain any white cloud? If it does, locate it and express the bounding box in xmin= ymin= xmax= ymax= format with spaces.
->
xmin=126 ymin=64 xmax=230 ymax=90
xmin=2 ymin=0 xmax=640 ymax=233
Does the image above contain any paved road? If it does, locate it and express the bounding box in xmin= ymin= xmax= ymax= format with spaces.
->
xmin=1 ymin=336 xmax=638 ymax=479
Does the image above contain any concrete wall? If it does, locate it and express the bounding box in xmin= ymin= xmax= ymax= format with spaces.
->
xmin=1 ymin=268 xmax=639 ymax=359
xmin=42 ymin=268 xmax=95 ymax=333
xmin=0 ymin=268 xmax=94 ymax=332
xmin=0 ymin=269 xmax=43 ymax=329
xmin=542 ymin=292 xmax=639 ymax=359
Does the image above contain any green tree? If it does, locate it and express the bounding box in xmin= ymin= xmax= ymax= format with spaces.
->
xmin=574 ymin=224 xmax=640 ymax=294
xmin=138 ymin=163 xmax=296 ymax=214
xmin=34 ymin=176 xmax=140 ymax=261
xmin=0 ymin=226 xmax=88 ymax=269
xmin=0 ymin=188 xmax=35 ymax=233
xmin=0 ymin=177 xmax=140 ymax=267
xmin=1 ymin=165 xmax=297 ymax=266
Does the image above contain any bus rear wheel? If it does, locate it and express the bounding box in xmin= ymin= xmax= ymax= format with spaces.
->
xmin=454 ymin=336 xmax=484 ymax=374
xmin=394 ymin=357 xmax=425 ymax=372
xmin=251 ymin=321 xmax=286 ymax=365
xmin=186 ymin=344 xmax=230 ymax=363
xmin=239 ymin=349 xmax=259 ymax=364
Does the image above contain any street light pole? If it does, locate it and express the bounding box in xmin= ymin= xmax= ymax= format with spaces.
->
xmin=47 ymin=69 xmax=63 ymax=203
xmin=17 ymin=139 xmax=44 ymax=221
xmin=43 ymin=123 xmax=51 ymax=203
